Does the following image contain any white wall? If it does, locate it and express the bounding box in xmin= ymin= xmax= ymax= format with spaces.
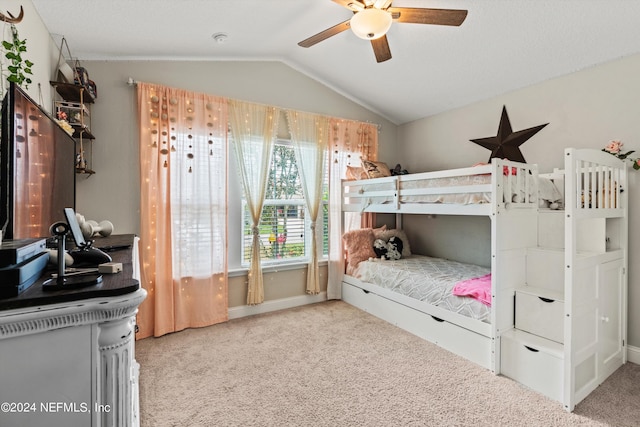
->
xmin=396 ymin=53 xmax=640 ymax=348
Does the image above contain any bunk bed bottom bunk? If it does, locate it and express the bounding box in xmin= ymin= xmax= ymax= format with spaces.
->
xmin=341 ymin=274 xmax=494 ymax=371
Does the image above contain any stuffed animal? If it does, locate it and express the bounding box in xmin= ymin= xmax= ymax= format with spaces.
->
xmin=373 ymin=239 xmax=388 ymax=259
xmin=373 ymin=236 xmax=404 ymax=260
xmin=391 ymin=164 xmax=408 ymax=176
xmin=385 ymin=236 xmax=403 ymax=260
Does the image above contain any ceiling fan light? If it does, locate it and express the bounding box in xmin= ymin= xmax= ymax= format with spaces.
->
xmin=350 ymin=8 xmax=392 ymax=40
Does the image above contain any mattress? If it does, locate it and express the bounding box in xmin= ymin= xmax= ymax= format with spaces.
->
xmin=351 ymin=255 xmax=491 ymax=323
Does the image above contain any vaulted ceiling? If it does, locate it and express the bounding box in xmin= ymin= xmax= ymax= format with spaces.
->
xmin=32 ymin=0 xmax=640 ymax=124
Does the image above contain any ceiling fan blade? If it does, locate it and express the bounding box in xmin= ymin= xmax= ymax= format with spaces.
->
xmin=373 ymin=0 xmax=392 ymax=10
xmin=371 ymin=35 xmax=392 ymax=63
xmin=332 ymin=0 xmax=364 ymax=12
xmin=298 ymin=19 xmax=351 ymax=48
xmin=388 ymin=8 xmax=468 ymax=26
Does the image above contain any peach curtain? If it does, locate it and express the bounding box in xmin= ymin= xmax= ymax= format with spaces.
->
xmin=286 ymin=110 xmax=330 ymax=295
xmin=136 ymin=82 xmax=228 ymax=339
xmin=327 ymin=119 xmax=378 ymax=299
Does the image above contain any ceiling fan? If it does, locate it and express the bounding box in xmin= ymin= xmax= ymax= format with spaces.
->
xmin=298 ymin=0 xmax=467 ymax=63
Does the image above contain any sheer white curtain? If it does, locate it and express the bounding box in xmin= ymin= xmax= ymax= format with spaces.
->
xmin=137 ymin=82 xmax=228 ymax=339
xmin=229 ymin=100 xmax=280 ymax=305
xmin=327 ymin=119 xmax=378 ymax=299
xmin=286 ymin=110 xmax=329 ymax=294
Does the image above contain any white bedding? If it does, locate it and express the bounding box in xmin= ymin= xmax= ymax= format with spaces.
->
xmin=349 ymin=173 xmax=561 ymax=209
xmin=351 ymin=255 xmax=492 ymax=323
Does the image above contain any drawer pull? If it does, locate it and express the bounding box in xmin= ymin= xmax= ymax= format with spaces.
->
xmin=431 ymin=316 xmax=445 ymax=322
xmin=538 ymin=297 xmax=555 ymax=303
xmin=524 ymin=345 xmax=540 ymax=353
xmin=362 ymin=289 xmax=370 ymax=294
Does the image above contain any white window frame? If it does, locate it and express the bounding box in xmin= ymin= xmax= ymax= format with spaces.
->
xmin=239 ymin=140 xmax=328 ymax=268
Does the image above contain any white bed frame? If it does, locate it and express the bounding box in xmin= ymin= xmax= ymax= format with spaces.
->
xmin=340 ymin=149 xmax=628 ymax=411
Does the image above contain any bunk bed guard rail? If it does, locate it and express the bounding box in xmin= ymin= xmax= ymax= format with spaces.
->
xmin=342 ymin=158 xmax=539 ymax=215
xmin=565 ymin=148 xmax=626 ymax=213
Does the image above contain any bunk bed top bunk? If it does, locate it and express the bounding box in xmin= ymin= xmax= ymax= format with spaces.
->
xmin=342 ymin=158 xmax=544 ymax=216
xmin=342 ymin=149 xmax=625 ymax=217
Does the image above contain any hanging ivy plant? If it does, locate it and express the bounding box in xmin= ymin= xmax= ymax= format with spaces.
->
xmin=2 ymin=23 xmax=33 ymax=89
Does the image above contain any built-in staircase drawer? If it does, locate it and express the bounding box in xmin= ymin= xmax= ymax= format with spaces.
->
xmin=515 ymin=289 xmax=564 ymax=343
xmin=501 ymin=329 xmax=563 ymax=403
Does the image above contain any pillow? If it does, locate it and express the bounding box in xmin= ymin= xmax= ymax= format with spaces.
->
xmin=373 ymin=228 xmax=412 ymax=257
xmin=346 ymin=165 xmax=368 ymax=181
xmin=374 ymin=224 xmax=387 ymax=233
xmin=361 ymin=160 xmax=391 ymax=179
xmin=342 ymin=228 xmax=376 ymax=271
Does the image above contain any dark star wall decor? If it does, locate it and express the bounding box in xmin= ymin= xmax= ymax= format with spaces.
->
xmin=470 ymin=106 xmax=548 ymax=163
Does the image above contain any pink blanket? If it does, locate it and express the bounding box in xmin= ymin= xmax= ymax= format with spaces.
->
xmin=453 ymin=273 xmax=492 ymax=306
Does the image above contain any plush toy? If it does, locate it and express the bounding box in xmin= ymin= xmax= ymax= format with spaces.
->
xmin=373 ymin=236 xmax=404 ymax=260
xmin=391 ymin=164 xmax=408 ymax=176
xmin=385 ymin=236 xmax=403 ymax=260
xmin=373 ymin=239 xmax=388 ymax=259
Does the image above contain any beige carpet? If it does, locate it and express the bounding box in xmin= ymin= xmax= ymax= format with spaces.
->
xmin=136 ymin=301 xmax=640 ymax=426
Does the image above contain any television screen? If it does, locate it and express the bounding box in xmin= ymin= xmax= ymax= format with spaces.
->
xmin=1 ymin=82 xmax=76 ymax=240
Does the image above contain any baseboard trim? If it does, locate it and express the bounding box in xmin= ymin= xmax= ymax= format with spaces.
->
xmin=628 ymin=345 xmax=640 ymax=365
xmin=228 ymin=292 xmax=327 ymax=320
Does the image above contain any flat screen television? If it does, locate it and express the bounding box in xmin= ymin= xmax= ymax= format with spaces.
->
xmin=0 ymin=82 xmax=76 ymax=240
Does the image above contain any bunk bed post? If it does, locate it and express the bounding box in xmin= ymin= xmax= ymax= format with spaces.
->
xmin=563 ymin=149 xmax=577 ymax=411
xmin=489 ymin=160 xmax=499 ymax=375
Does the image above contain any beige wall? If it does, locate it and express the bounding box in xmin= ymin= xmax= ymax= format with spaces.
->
xmin=1 ymin=0 xmax=59 ymax=112
xmin=229 ymin=265 xmax=328 ymax=307
xmin=396 ymin=53 xmax=640 ymax=348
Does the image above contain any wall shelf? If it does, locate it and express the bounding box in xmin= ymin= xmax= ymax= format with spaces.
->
xmin=50 ymin=81 xmax=96 ymax=174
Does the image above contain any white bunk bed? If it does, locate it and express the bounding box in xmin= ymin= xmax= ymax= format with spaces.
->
xmin=340 ymin=149 xmax=628 ymax=412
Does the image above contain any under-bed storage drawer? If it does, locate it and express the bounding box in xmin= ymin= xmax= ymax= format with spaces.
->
xmin=515 ymin=288 xmax=564 ymax=343
xmin=342 ymin=281 xmax=492 ymax=370
xmin=501 ymin=329 xmax=563 ymax=403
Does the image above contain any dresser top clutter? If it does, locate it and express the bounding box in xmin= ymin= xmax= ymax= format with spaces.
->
xmin=0 ymin=234 xmax=139 ymax=311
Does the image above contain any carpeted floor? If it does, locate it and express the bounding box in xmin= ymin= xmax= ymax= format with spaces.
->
xmin=136 ymin=301 xmax=640 ymax=426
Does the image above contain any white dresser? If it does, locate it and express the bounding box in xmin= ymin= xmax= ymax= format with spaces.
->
xmin=0 ymin=235 xmax=146 ymax=427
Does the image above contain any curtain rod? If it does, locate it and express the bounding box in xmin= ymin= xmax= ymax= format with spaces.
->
xmin=126 ymin=77 xmax=381 ymax=131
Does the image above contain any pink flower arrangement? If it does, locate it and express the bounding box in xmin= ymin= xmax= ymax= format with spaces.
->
xmin=603 ymin=140 xmax=640 ymax=170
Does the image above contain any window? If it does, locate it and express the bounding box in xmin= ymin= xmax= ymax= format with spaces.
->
xmin=170 ymin=133 xmax=227 ymax=278
xmin=241 ymin=141 xmax=328 ymax=266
